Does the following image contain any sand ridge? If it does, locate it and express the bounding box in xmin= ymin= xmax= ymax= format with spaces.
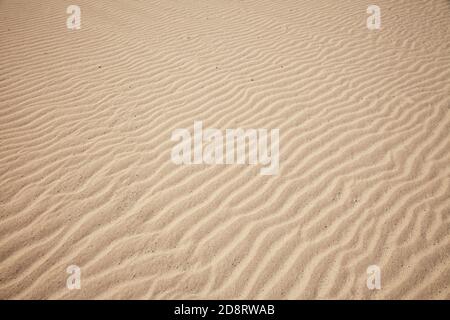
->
xmin=0 ymin=0 xmax=449 ymax=299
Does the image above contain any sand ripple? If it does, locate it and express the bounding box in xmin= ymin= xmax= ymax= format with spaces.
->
xmin=0 ymin=0 xmax=449 ymax=299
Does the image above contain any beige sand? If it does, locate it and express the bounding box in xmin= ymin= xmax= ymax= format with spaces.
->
xmin=0 ymin=0 xmax=449 ymax=299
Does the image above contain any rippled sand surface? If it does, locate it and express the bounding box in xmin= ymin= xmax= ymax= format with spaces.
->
xmin=0 ymin=0 xmax=449 ymax=299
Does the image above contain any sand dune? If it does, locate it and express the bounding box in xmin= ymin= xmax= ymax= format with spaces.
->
xmin=0 ymin=0 xmax=449 ymax=299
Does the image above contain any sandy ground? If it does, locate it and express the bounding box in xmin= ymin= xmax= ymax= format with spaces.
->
xmin=0 ymin=0 xmax=449 ymax=299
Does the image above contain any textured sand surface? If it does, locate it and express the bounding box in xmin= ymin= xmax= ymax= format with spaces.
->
xmin=1 ymin=0 xmax=449 ymax=299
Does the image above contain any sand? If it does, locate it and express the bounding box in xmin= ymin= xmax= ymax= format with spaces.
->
xmin=0 ymin=0 xmax=449 ymax=299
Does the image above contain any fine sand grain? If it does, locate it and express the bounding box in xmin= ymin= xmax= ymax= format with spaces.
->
xmin=0 ymin=0 xmax=449 ymax=299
